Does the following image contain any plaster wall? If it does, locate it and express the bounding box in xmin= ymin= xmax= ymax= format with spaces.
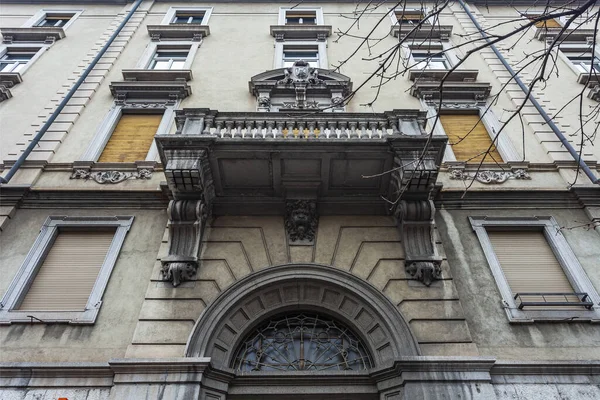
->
xmin=437 ymin=208 xmax=600 ymax=361
xmin=0 ymin=3 xmax=126 ymax=163
xmin=0 ymin=208 xmax=167 ymax=362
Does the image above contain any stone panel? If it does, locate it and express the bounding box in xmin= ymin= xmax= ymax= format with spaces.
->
xmin=131 ymin=321 xmax=194 ymax=345
xmin=138 ymin=299 xmax=206 ymax=321
xmin=409 ymin=320 xmax=473 ymax=343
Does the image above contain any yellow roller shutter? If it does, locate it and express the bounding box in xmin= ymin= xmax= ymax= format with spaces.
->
xmin=97 ymin=114 xmax=163 ymax=163
xmin=440 ymin=114 xmax=503 ymax=162
xmin=530 ymin=18 xmax=562 ymax=28
xmin=18 ymin=230 xmax=115 ymax=311
xmin=487 ymin=231 xmax=579 ymax=307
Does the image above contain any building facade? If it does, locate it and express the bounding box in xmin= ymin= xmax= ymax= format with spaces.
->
xmin=0 ymin=1 xmax=599 ymax=399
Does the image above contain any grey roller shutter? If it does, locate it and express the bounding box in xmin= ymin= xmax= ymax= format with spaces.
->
xmin=18 ymin=230 xmax=115 ymax=311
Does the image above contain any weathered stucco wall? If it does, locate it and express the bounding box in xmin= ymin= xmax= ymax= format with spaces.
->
xmin=0 ymin=208 xmax=167 ymax=362
xmin=437 ymin=208 xmax=600 ymax=361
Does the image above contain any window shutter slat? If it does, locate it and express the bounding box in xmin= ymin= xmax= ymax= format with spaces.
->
xmin=440 ymin=114 xmax=503 ymax=162
xmin=97 ymin=114 xmax=163 ymax=163
xmin=18 ymin=231 xmax=115 ymax=311
xmin=487 ymin=231 xmax=574 ymax=295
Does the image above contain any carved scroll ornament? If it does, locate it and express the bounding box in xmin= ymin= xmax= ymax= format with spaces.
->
xmin=70 ymin=169 xmax=152 ymax=184
xmin=449 ymin=168 xmax=531 ymax=184
xmin=396 ymin=200 xmax=442 ymax=286
xmin=161 ymin=199 xmax=210 ymax=286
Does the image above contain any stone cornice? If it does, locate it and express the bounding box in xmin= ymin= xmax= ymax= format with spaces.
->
xmin=1 ymin=27 xmax=65 ymax=43
xmin=147 ymin=24 xmax=209 ymax=41
xmin=270 ymin=24 xmax=332 ymax=41
xmin=122 ymin=69 xmax=193 ymax=82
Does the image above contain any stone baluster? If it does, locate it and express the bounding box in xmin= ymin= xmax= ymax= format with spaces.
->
xmin=265 ymin=120 xmax=275 ymax=138
xmin=307 ymin=121 xmax=316 ymax=139
xmin=348 ymin=121 xmax=358 ymax=138
xmin=317 ymin=121 xmax=327 ymax=139
xmin=255 ymin=120 xmax=264 ymax=138
xmin=276 ymin=121 xmax=285 ymax=138
xmin=328 ymin=121 xmax=337 ymax=138
xmin=235 ymin=121 xmax=244 ymax=138
xmin=224 ymin=120 xmax=233 ymax=138
xmin=369 ymin=121 xmax=379 ymax=139
xmin=339 ymin=121 xmax=348 ymax=138
xmin=214 ymin=120 xmax=224 ymax=138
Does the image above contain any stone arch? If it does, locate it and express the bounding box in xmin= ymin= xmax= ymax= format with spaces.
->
xmin=185 ymin=264 xmax=420 ymax=368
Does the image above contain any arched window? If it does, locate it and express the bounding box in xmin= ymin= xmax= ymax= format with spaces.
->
xmin=232 ymin=312 xmax=373 ymax=372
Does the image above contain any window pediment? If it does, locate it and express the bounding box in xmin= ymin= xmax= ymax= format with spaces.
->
xmin=1 ymin=27 xmax=65 ymax=44
xmin=270 ymin=24 xmax=332 ymax=41
xmin=249 ymin=60 xmax=353 ymax=111
xmin=147 ymin=24 xmax=210 ymax=42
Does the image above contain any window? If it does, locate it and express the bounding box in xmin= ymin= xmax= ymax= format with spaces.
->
xmin=149 ymin=48 xmax=189 ymax=70
xmin=0 ymin=216 xmax=133 ymax=324
xmin=411 ymin=50 xmax=450 ymax=70
xmin=136 ymin=43 xmax=199 ymax=71
xmin=563 ymin=51 xmax=600 ymax=74
xmin=0 ymin=49 xmax=37 ymax=73
xmin=171 ymin=12 xmax=206 ymax=25
xmin=233 ymin=312 xmax=372 ymax=371
xmin=285 ymin=10 xmax=317 ymax=25
xmin=278 ymin=8 xmax=324 ymax=25
xmin=394 ymin=10 xmax=427 ymax=25
xmin=97 ymin=113 xmax=164 ymax=163
xmin=525 ymin=15 xmax=562 ymax=28
xmin=22 ymin=9 xmax=82 ymax=30
xmin=283 ymin=46 xmax=320 ymax=68
xmin=470 ymin=216 xmax=600 ymax=322
xmin=439 ymin=114 xmax=503 ymax=163
xmin=36 ymin=14 xmax=72 ymax=27
xmin=161 ymin=7 xmax=212 ymax=26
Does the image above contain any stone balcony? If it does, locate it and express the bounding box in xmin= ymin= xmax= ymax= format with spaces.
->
xmin=155 ymin=109 xmax=447 ymax=215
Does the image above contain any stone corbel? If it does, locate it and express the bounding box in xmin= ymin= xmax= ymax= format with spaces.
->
xmin=395 ymin=200 xmax=442 ymax=286
xmin=161 ymin=199 xmax=210 ymax=287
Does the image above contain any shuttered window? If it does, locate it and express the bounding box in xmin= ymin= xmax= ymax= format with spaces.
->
xmin=487 ymin=230 xmax=578 ymax=307
xmin=97 ymin=114 xmax=163 ymax=163
xmin=17 ymin=230 xmax=115 ymax=311
xmin=440 ymin=114 xmax=503 ymax=162
xmin=527 ymin=16 xmax=562 ymax=28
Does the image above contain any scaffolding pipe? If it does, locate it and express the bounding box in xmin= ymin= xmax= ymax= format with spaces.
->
xmin=0 ymin=0 xmax=144 ymax=184
xmin=457 ymin=0 xmax=599 ymax=184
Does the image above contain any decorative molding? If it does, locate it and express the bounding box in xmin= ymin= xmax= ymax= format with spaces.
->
xmin=390 ymin=24 xmax=453 ymax=41
xmin=395 ymin=200 xmax=442 ymax=286
xmin=448 ymin=168 xmax=531 ymax=184
xmin=588 ymin=86 xmax=600 ymax=102
xmin=109 ymin=81 xmax=191 ymax=102
xmin=409 ymin=69 xmax=478 ymax=82
xmin=534 ymin=27 xmax=595 ymax=42
xmin=249 ymin=62 xmax=352 ymax=111
xmin=70 ymin=169 xmax=153 ymax=184
xmin=121 ymin=69 xmax=193 ymax=82
xmin=411 ymin=81 xmax=492 ymax=103
xmin=0 ymin=27 xmax=64 ymax=43
xmin=163 ymin=149 xmax=215 ymax=201
xmin=0 ymin=84 xmax=12 ymax=102
xmin=285 ymin=200 xmax=318 ymax=244
xmin=270 ymin=25 xmax=332 ymax=41
xmin=147 ymin=24 xmax=209 ymax=41
xmin=161 ymin=199 xmax=210 ymax=287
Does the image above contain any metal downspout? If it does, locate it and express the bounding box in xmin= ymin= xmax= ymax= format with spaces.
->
xmin=0 ymin=0 xmax=144 ymax=184
xmin=457 ymin=0 xmax=600 ymax=185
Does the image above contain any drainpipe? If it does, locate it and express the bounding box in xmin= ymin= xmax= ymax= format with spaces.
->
xmin=457 ymin=0 xmax=600 ymax=185
xmin=0 ymin=0 xmax=144 ymax=184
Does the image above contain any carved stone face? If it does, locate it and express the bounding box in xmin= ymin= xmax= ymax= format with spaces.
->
xmin=285 ymin=200 xmax=318 ymax=243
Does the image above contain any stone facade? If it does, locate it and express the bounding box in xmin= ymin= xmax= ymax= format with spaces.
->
xmin=0 ymin=1 xmax=599 ymax=399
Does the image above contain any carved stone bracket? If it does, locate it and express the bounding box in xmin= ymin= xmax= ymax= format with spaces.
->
xmin=449 ymin=168 xmax=531 ymax=184
xmin=285 ymin=200 xmax=318 ymax=245
xmin=164 ymin=149 xmax=215 ymax=201
xmin=161 ymin=199 xmax=210 ymax=287
xmin=70 ymin=169 xmax=153 ymax=184
xmin=395 ymin=200 xmax=442 ymax=286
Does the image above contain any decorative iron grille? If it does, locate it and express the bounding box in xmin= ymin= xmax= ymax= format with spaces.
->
xmin=232 ymin=313 xmax=373 ymax=372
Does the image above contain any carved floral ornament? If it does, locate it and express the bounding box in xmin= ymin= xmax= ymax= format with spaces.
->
xmin=449 ymin=168 xmax=531 ymax=184
xmin=70 ymin=169 xmax=152 ymax=184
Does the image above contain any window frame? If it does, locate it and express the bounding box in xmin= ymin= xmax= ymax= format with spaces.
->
xmin=469 ymin=216 xmax=600 ymax=323
xmin=0 ymin=44 xmax=47 ymax=76
xmin=22 ymin=9 xmax=82 ymax=31
xmin=558 ymin=42 xmax=600 ymax=82
xmin=161 ymin=7 xmax=213 ymax=26
xmin=136 ymin=41 xmax=200 ymax=71
xmin=388 ymin=7 xmax=432 ymax=26
xmin=81 ymin=102 xmax=179 ymax=163
xmin=422 ymin=102 xmax=520 ymax=163
xmin=0 ymin=216 xmax=133 ymax=325
xmin=401 ymin=41 xmax=459 ymax=71
xmin=278 ymin=7 xmax=324 ymax=26
xmin=275 ymin=41 xmax=327 ymax=69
